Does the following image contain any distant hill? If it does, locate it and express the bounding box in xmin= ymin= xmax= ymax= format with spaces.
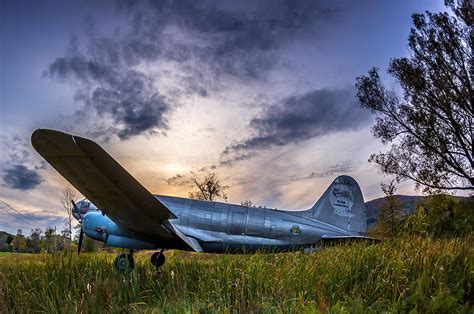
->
xmin=365 ymin=194 xmax=472 ymax=228
xmin=365 ymin=195 xmax=424 ymax=227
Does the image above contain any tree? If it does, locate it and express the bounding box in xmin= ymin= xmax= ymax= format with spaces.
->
xmin=355 ymin=0 xmax=472 ymax=193
xmin=27 ymin=228 xmax=42 ymax=253
xmin=12 ymin=233 xmax=26 ymax=252
xmin=189 ymin=172 xmax=228 ymax=202
xmin=240 ymin=200 xmax=255 ymax=207
xmin=404 ymin=195 xmax=474 ymax=236
xmin=378 ymin=181 xmax=404 ymax=235
xmin=44 ymin=226 xmax=57 ymax=253
xmin=61 ymin=186 xmax=77 ymax=245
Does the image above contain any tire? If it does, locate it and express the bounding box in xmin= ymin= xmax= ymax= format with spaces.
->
xmin=151 ymin=252 xmax=165 ymax=268
xmin=114 ymin=253 xmax=134 ymax=272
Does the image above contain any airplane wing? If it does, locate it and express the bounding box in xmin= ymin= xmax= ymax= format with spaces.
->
xmin=31 ymin=129 xmax=201 ymax=251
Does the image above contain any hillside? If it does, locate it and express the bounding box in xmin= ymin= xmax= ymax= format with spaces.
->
xmin=365 ymin=195 xmax=423 ymax=227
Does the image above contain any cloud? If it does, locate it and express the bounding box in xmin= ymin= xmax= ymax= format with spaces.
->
xmin=0 ymin=200 xmax=65 ymax=234
xmin=165 ymin=165 xmax=218 ymax=186
xmin=286 ymin=161 xmax=355 ymax=184
xmin=221 ymin=88 xmax=372 ymax=164
xmin=2 ymin=165 xmax=44 ymax=191
xmin=0 ymin=135 xmax=47 ymax=170
xmin=47 ymin=0 xmax=339 ymax=140
xmin=165 ymin=174 xmax=191 ymax=186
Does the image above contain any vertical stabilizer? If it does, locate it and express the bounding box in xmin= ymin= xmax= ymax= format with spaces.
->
xmin=308 ymin=175 xmax=366 ymax=235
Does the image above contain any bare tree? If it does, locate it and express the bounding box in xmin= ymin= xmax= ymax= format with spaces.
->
xmin=240 ymin=200 xmax=255 ymax=207
xmin=61 ymin=186 xmax=77 ymax=245
xmin=189 ymin=172 xmax=228 ymax=202
xmin=355 ymin=0 xmax=472 ymax=193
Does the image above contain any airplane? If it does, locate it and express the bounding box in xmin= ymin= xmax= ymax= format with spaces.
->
xmin=31 ymin=129 xmax=370 ymax=272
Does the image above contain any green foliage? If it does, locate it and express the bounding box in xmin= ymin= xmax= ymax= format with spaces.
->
xmin=355 ymin=0 xmax=473 ymax=193
xmin=375 ymin=181 xmax=405 ymax=237
xmin=83 ymin=237 xmax=100 ymax=253
xmin=12 ymin=235 xmax=26 ymax=253
xmin=0 ymin=236 xmax=472 ymax=313
xmin=399 ymin=195 xmax=474 ymax=237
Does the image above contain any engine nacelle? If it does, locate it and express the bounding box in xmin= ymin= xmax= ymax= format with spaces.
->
xmin=72 ymin=199 xmax=99 ymax=220
xmin=82 ymin=211 xmax=156 ymax=250
xmin=105 ymin=235 xmax=156 ymax=249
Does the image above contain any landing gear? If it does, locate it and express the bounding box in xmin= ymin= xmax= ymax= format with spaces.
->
xmin=114 ymin=250 xmax=134 ymax=272
xmin=151 ymin=249 xmax=165 ymax=270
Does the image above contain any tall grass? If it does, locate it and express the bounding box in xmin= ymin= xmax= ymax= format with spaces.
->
xmin=0 ymin=236 xmax=472 ymax=313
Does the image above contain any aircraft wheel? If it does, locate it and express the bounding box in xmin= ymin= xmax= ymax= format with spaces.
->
xmin=114 ymin=253 xmax=134 ymax=272
xmin=151 ymin=251 xmax=165 ymax=269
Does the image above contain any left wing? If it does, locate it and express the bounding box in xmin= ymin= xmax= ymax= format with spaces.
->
xmin=31 ymin=129 xmax=200 ymax=250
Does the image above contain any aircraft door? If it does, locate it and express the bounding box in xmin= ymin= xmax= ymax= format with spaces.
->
xmin=227 ymin=206 xmax=247 ymax=235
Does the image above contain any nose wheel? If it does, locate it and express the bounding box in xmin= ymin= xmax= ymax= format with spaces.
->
xmin=114 ymin=250 xmax=135 ymax=272
xmin=151 ymin=250 xmax=165 ymax=270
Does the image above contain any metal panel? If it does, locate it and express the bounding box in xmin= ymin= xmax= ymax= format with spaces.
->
xmin=246 ymin=213 xmax=265 ymax=235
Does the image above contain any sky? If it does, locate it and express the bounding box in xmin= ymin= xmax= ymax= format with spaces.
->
xmin=0 ymin=0 xmax=448 ymax=234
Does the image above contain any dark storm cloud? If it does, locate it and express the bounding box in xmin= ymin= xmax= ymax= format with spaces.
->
xmin=2 ymin=165 xmax=44 ymax=191
xmin=48 ymin=45 xmax=171 ymax=140
xmin=47 ymin=0 xmax=339 ymax=140
xmin=221 ymin=88 xmax=372 ymax=164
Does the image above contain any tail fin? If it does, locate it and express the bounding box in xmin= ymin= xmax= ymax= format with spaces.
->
xmin=308 ymin=175 xmax=367 ymax=235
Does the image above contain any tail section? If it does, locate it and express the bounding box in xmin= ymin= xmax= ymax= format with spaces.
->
xmin=308 ymin=175 xmax=367 ymax=235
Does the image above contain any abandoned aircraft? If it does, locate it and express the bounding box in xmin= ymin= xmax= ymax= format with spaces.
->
xmin=31 ymin=129 xmax=369 ymax=272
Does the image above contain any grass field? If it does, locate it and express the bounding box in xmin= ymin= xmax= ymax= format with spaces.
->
xmin=0 ymin=235 xmax=472 ymax=313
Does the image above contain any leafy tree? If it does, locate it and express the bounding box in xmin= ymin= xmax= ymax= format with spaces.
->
xmin=12 ymin=234 xmax=26 ymax=252
xmin=44 ymin=226 xmax=57 ymax=253
xmin=356 ymin=0 xmax=472 ymax=193
xmin=401 ymin=195 xmax=474 ymax=236
xmin=6 ymin=235 xmax=13 ymax=244
xmin=27 ymin=228 xmax=42 ymax=253
xmin=378 ymin=181 xmax=404 ymax=235
xmin=189 ymin=172 xmax=228 ymax=202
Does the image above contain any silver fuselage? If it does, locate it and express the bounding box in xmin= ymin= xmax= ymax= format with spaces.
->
xmin=81 ymin=195 xmax=359 ymax=253
xmin=157 ymin=195 xmax=354 ymax=253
